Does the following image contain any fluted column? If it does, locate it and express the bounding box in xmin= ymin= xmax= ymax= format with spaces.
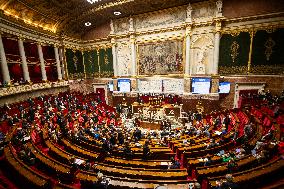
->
xmin=213 ymin=22 xmax=222 ymax=75
xmin=54 ymin=46 xmax=62 ymax=80
xmin=37 ymin=43 xmax=47 ymax=81
xmin=58 ymin=47 xmax=66 ymax=79
xmin=111 ymin=38 xmax=118 ymax=76
xmin=185 ymin=26 xmax=191 ymax=76
xmin=18 ymin=37 xmax=30 ymax=82
xmin=0 ymin=33 xmax=11 ymax=84
xmin=130 ymin=35 xmax=136 ymax=76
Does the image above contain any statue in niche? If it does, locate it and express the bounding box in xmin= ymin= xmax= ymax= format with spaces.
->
xmin=110 ymin=20 xmax=114 ymax=34
xmin=129 ymin=17 xmax=134 ymax=31
xmin=216 ymin=0 xmax=223 ymax=13
xmin=186 ymin=3 xmax=193 ymax=20
xmin=196 ymin=48 xmax=206 ymax=74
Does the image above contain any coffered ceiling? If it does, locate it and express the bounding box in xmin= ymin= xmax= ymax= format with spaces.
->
xmin=0 ymin=0 xmax=204 ymax=38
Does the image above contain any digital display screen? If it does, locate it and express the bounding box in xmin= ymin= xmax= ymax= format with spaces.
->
xmin=219 ymin=82 xmax=231 ymax=93
xmin=192 ymin=78 xmax=211 ymax=94
xmin=117 ymin=79 xmax=131 ymax=92
xmin=108 ymin=83 xmax=114 ymax=92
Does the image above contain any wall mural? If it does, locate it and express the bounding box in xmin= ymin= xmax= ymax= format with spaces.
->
xmin=218 ymin=32 xmax=250 ymax=75
xmin=138 ymin=40 xmax=183 ymax=76
xmin=116 ymin=43 xmax=132 ymax=76
xmin=192 ymin=2 xmax=215 ymax=22
xmin=114 ymin=17 xmax=129 ymax=33
xmin=251 ymin=28 xmax=284 ymax=74
xmin=134 ymin=8 xmax=186 ymax=31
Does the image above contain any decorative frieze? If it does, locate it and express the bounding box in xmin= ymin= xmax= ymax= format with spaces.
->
xmin=0 ymin=81 xmax=69 ymax=97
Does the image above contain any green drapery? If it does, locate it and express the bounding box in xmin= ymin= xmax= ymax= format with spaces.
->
xmin=219 ymin=32 xmax=250 ymax=75
xmin=65 ymin=49 xmax=84 ymax=79
xmin=83 ymin=50 xmax=100 ymax=78
xmin=251 ymin=28 xmax=284 ymax=74
xmin=99 ymin=48 xmax=114 ymax=78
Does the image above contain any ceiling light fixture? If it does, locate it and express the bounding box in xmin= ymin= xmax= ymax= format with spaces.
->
xmin=114 ymin=11 xmax=121 ymax=16
xmin=87 ymin=0 xmax=102 ymax=4
xmin=85 ymin=22 xmax=91 ymax=26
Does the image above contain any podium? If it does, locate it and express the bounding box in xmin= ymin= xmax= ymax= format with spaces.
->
xmin=132 ymin=103 xmax=181 ymax=122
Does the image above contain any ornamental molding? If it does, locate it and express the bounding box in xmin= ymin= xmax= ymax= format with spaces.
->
xmin=221 ymin=20 xmax=284 ymax=36
xmin=0 ymin=81 xmax=69 ymax=97
xmin=0 ymin=16 xmax=60 ymax=45
xmin=135 ymin=33 xmax=184 ymax=44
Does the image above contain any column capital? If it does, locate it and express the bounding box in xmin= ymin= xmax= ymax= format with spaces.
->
xmin=37 ymin=42 xmax=43 ymax=46
xmin=111 ymin=38 xmax=116 ymax=45
xmin=215 ymin=21 xmax=222 ymax=32
xmin=53 ymin=43 xmax=60 ymax=48
xmin=130 ymin=35 xmax=136 ymax=43
xmin=185 ymin=26 xmax=192 ymax=37
xmin=17 ymin=35 xmax=25 ymax=41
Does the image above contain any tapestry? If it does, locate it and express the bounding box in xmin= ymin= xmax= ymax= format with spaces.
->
xmin=83 ymin=50 xmax=99 ymax=78
xmin=65 ymin=49 xmax=84 ymax=79
xmin=138 ymin=40 xmax=183 ymax=75
xmin=251 ymin=28 xmax=284 ymax=74
xmin=99 ymin=48 xmax=114 ymax=78
xmin=218 ymin=32 xmax=250 ymax=75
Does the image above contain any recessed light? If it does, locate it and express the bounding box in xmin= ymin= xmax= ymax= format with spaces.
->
xmin=85 ymin=22 xmax=91 ymax=26
xmin=114 ymin=11 xmax=121 ymax=16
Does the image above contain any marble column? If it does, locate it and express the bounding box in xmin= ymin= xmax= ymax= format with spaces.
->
xmin=111 ymin=39 xmax=118 ymax=77
xmin=130 ymin=38 xmax=136 ymax=76
xmin=18 ymin=38 xmax=30 ymax=82
xmin=54 ymin=46 xmax=62 ymax=80
xmin=213 ymin=31 xmax=221 ymax=75
xmin=37 ymin=43 xmax=47 ymax=81
xmin=0 ymin=33 xmax=11 ymax=84
xmin=59 ymin=47 xmax=66 ymax=79
xmin=185 ymin=31 xmax=191 ymax=76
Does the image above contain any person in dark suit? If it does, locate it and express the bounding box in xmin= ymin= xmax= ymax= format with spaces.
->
xmin=143 ymin=140 xmax=150 ymax=160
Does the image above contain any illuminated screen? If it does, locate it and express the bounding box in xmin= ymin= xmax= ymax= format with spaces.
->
xmin=117 ymin=79 xmax=131 ymax=92
xmin=108 ymin=83 xmax=114 ymax=92
xmin=219 ymin=82 xmax=231 ymax=93
xmin=191 ymin=78 xmax=211 ymax=94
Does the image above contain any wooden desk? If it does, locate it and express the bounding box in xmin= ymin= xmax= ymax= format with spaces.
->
xmin=4 ymin=144 xmax=51 ymax=189
xmin=140 ymin=121 xmax=161 ymax=130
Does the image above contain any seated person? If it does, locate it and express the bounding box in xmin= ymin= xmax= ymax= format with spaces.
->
xmin=170 ymin=157 xmax=180 ymax=169
xmin=204 ymin=155 xmax=212 ymax=166
xmin=142 ymin=141 xmax=150 ymax=160
xmin=216 ymin=174 xmax=239 ymax=189
xmin=227 ymin=159 xmax=237 ymax=173
xmin=123 ymin=142 xmax=133 ymax=159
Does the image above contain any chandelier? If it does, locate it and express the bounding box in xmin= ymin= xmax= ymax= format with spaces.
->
xmin=87 ymin=0 xmax=102 ymax=4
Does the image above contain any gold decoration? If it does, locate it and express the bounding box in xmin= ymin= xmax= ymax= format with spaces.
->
xmin=247 ymin=31 xmax=255 ymax=73
xmin=219 ymin=66 xmax=248 ymax=75
xmin=264 ymin=37 xmax=275 ymax=61
xmin=73 ymin=55 xmax=78 ymax=71
xmin=104 ymin=53 xmax=109 ymax=65
xmin=251 ymin=65 xmax=284 ymax=74
xmin=230 ymin=41 xmax=239 ymax=63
